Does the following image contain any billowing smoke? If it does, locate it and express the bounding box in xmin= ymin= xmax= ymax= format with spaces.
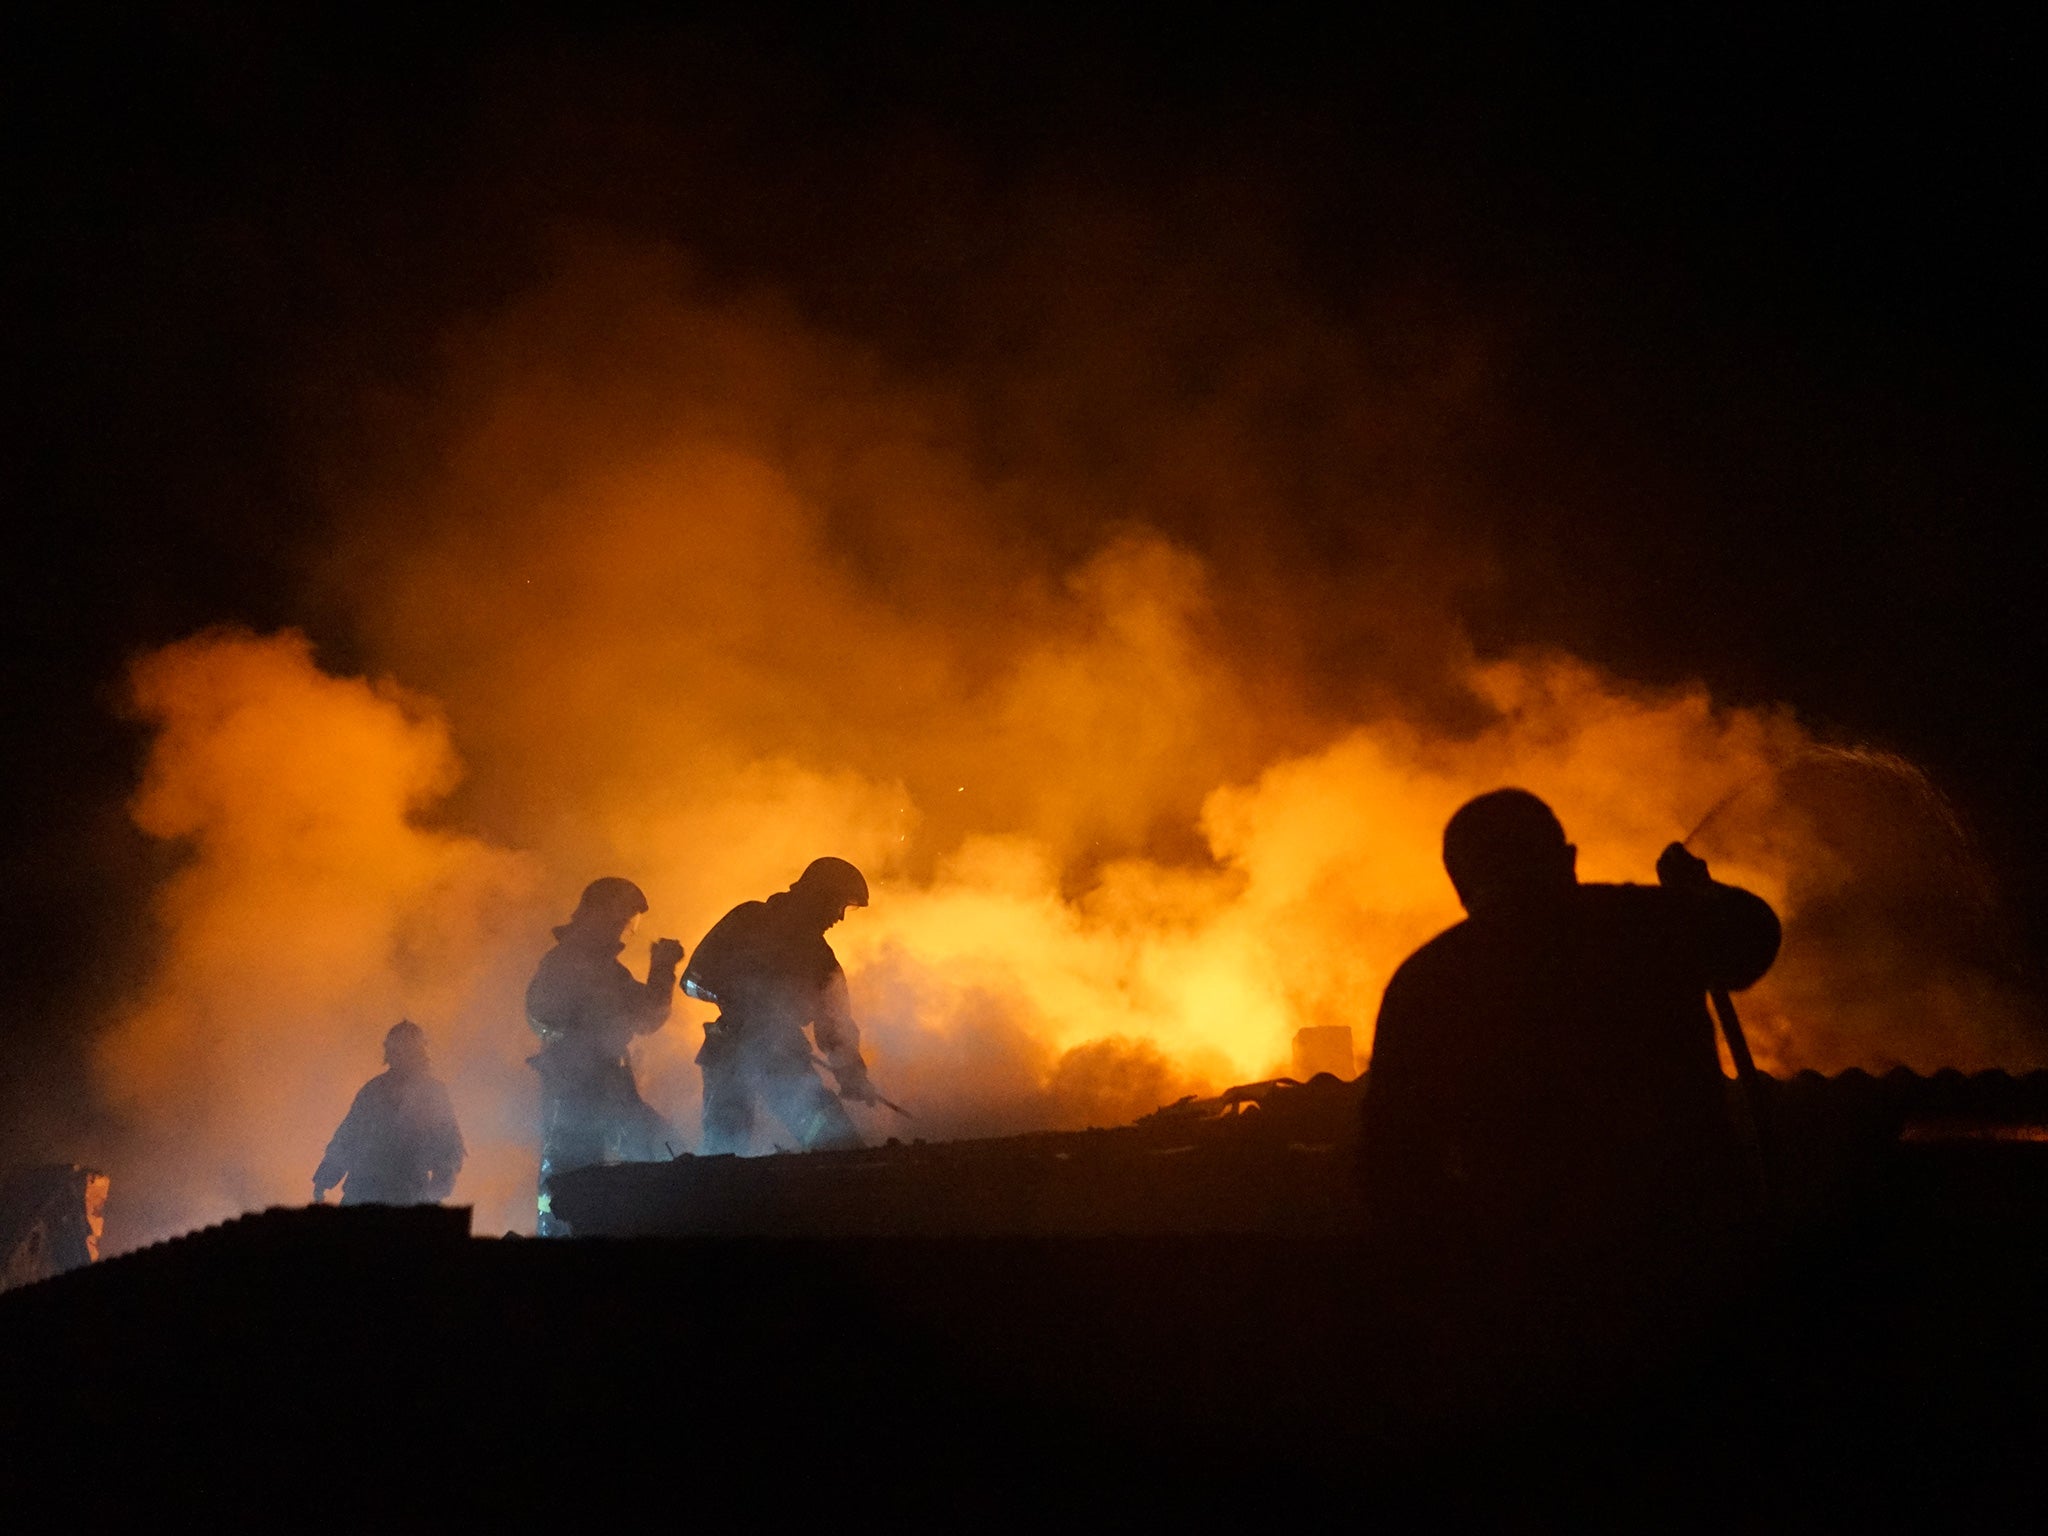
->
xmin=98 ymin=631 xmax=539 ymax=1241
xmin=94 ymin=244 xmax=2038 ymax=1245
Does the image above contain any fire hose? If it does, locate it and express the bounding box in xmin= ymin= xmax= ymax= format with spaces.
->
xmin=1678 ymin=817 xmax=1777 ymax=1210
xmin=1709 ymin=985 xmax=1775 ymax=1210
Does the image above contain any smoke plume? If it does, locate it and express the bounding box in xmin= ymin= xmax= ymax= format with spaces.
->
xmin=95 ymin=242 xmax=2039 ymax=1244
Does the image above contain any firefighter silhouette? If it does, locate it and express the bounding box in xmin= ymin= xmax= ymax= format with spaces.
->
xmin=313 ymin=1020 xmax=465 ymax=1206
xmin=684 ymin=857 xmax=879 ymax=1155
xmin=526 ymin=877 xmax=683 ymax=1235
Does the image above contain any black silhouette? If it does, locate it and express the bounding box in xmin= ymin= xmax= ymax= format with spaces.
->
xmin=526 ymin=877 xmax=683 ymax=1234
xmin=312 ymin=1020 xmax=465 ymax=1206
xmin=684 ymin=857 xmax=878 ymax=1154
xmin=1359 ymin=788 xmax=1781 ymax=1403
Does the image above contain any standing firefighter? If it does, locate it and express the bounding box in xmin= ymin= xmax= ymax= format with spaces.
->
xmin=684 ymin=857 xmax=880 ymax=1154
xmin=1359 ymin=788 xmax=1781 ymax=1412
xmin=313 ymin=1020 xmax=466 ymax=1206
xmin=526 ymin=877 xmax=684 ymax=1235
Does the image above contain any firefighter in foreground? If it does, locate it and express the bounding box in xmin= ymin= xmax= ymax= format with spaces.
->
xmin=526 ymin=877 xmax=683 ymax=1235
xmin=684 ymin=857 xmax=881 ymax=1154
xmin=313 ymin=1019 xmax=466 ymax=1206
xmin=1359 ymin=788 xmax=1781 ymax=1407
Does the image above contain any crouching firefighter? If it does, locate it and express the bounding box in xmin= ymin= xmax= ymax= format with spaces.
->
xmin=684 ymin=857 xmax=880 ymax=1154
xmin=526 ymin=877 xmax=684 ymax=1235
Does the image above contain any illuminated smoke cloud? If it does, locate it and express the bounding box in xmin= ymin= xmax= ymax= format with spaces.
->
xmin=98 ymin=630 xmax=538 ymax=1243
xmin=96 ymin=245 xmax=2039 ymax=1244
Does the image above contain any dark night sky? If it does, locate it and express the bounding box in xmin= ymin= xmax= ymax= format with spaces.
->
xmin=3 ymin=6 xmax=2042 ymax=1145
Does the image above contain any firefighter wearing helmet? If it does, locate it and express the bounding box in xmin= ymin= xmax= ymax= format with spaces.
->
xmin=684 ymin=857 xmax=879 ymax=1154
xmin=312 ymin=1019 xmax=466 ymax=1207
xmin=525 ymin=876 xmax=684 ymax=1235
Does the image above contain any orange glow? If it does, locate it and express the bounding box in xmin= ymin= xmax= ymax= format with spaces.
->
xmin=93 ymin=248 xmax=2039 ymax=1245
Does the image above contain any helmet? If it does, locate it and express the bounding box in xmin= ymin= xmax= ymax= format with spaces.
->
xmin=567 ymin=876 xmax=649 ymax=930
xmin=383 ymin=1018 xmax=429 ymax=1069
xmin=792 ymin=856 xmax=869 ymax=909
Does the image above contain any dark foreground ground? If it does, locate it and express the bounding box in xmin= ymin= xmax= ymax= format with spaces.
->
xmin=3 ymin=1138 xmax=2046 ymax=1527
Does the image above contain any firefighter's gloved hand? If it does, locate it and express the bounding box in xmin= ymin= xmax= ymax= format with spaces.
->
xmin=649 ymin=937 xmax=685 ymax=972
xmin=1656 ymin=841 xmax=1712 ymax=891
xmin=835 ymin=1061 xmax=880 ymax=1106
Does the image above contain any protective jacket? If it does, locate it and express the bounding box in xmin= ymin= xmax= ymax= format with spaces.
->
xmin=313 ymin=1068 xmax=465 ymax=1205
xmin=684 ymin=891 xmax=864 ymax=1074
xmin=1363 ymin=878 xmax=1778 ymax=1213
xmin=526 ymin=926 xmax=674 ymax=1078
